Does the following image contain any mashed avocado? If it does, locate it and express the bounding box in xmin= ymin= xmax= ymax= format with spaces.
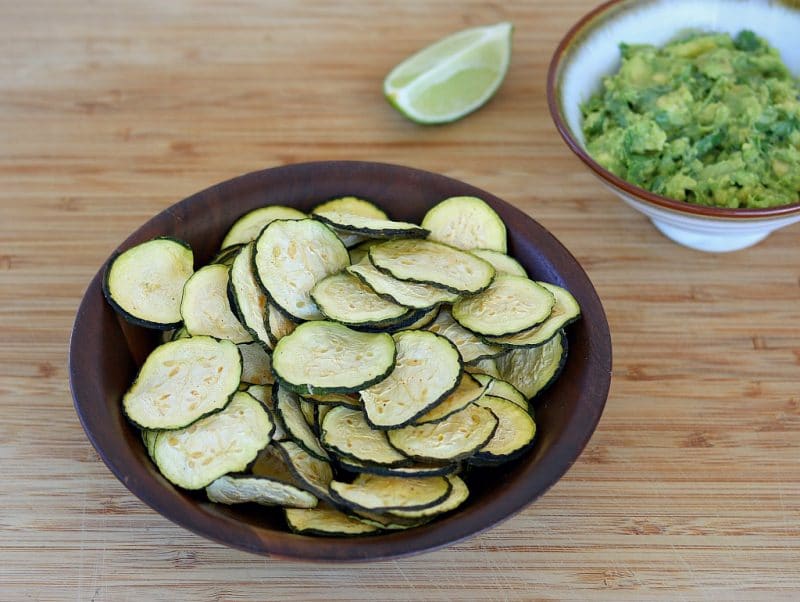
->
xmin=582 ymin=31 xmax=800 ymax=208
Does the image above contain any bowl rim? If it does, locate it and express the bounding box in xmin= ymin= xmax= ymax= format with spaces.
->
xmin=546 ymin=0 xmax=800 ymax=220
xmin=69 ymin=160 xmax=612 ymax=562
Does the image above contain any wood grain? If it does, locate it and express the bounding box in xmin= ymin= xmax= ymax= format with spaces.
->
xmin=1 ymin=1 xmax=798 ymax=600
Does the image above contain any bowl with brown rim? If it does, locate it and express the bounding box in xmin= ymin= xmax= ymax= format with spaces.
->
xmin=547 ymin=0 xmax=800 ymax=252
xmin=69 ymin=161 xmax=611 ymax=561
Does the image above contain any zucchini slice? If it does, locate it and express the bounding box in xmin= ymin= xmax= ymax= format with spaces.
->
xmin=220 ymin=205 xmax=306 ymax=250
xmin=465 ymin=357 xmax=501 ymax=379
xmin=103 ymin=237 xmax=194 ymax=330
xmin=228 ymin=242 xmax=271 ymax=347
xmin=151 ymin=391 xmax=274 ymax=489
xmin=473 ymin=395 xmax=537 ymax=464
xmin=321 ymin=406 xmax=410 ymax=467
xmin=472 ymin=374 xmax=528 ymax=411
xmin=421 ymin=196 xmax=507 ymax=253
xmin=312 ymin=196 xmax=388 ymax=220
xmin=180 ymin=264 xmax=252 ymax=343
xmin=123 ymin=336 xmax=241 ymax=430
xmin=348 ymin=240 xmax=382 ymax=266
xmin=368 ymin=239 xmax=495 ymax=295
xmin=403 ymin=306 xmax=441 ymax=330
xmin=470 ymin=249 xmax=527 ymax=277
xmin=310 ymin=271 xmax=411 ymax=328
xmin=495 ymin=331 xmax=568 ymax=400
xmin=273 ymin=385 xmax=330 ymax=461
xmin=337 ymin=457 xmax=458 ymax=478
xmin=313 ymin=211 xmax=428 ymax=239
xmin=275 ymin=440 xmax=334 ymax=500
xmin=361 ymin=330 xmax=462 ymax=430
xmin=425 ymin=307 xmax=503 ymax=363
xmin=206 ymin=474 xmax=317 ymax=508
xmin=285 ymin=505 xmax=381 ymax=537
xmin=272 ymin=321 xmax=396 ymax=395
xmin=211 ymin=243 xmax=243 ymax=267
xmin=390 ymin=475 xmax=469 ymax=519
xmin=246 ymin=384 xmax=287 ymax=441
xmin=238 ymin=341 xmax=274 ymax=385
xmin=253 ymin=219 xmax=350 ymax=321
xmin=452 ymin=275 xmax=555 ymax=337
xmin=303 ymin=391 xmax=361 ymax=408
xmin=387 ymin=403 xmax=498 ymax=463
xmin=413 ymin=372 xmax=488 ymax=425
xmin=484 ymin=282 xmax=581 ymax=347
xmin=348 ymin=258 xmax=459 ymax=309
xmin=329 ymin=474 xmax=452 ymax=514
xmin=141 ymin=429 xmax=158 ymax=459
xmin=266 ymin=301 xmax=297 ymax=346
xmin=250 ymin=443 xmax=298 ymax=481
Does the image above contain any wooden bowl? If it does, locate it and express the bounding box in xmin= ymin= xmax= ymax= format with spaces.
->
xmin=69 ymin=161 xmax=612 ymax=562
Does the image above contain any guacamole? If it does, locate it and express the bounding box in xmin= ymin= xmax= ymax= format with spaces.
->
xmin=581 ymin=30 xmax=800 ymax=208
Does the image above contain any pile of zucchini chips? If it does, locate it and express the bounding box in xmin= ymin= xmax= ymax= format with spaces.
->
xmin=103 ymin=195 xmax=580 ymax=536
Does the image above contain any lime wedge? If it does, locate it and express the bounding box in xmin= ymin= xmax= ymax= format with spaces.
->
xmin=383 ymin=22 xmax=513 ymax=125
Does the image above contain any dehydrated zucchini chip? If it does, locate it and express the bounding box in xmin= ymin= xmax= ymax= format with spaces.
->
xmin=211 ymin=243 xmax=243 ymax=267
xmin=181 ymin=264 xmax=252 ymax=343
xmin=103 ymin=237 xmax=194 ymax=330
xmin=470 ymin=249 xmax=527 ymax=277
xmin=228 ymin=242 xmax=271 ymax=347
xmin=368 ymin=239 xmax=495 ymax=295
xmin=464 ymin=357 xmax=501 ymax=379
xmin=123 ymin=336 xmax=241 ymax=430
xmin=313 ymin=211 xmax=428 ymax=239
xmin=321 ymin=406 xmax=410 ymax=467
xmin=452 ymin=275 xmax=555 ymax=337
xmin=337 ymin=457 xmax=458 ymax=478
xmin=312 ymin=196 xmax=388 ymax=220
xmin=421 ymin=196 xmax=507 ymax=253
xmin=272 ymin=321 xmax=396 ymax=395
xmin=220 ymin=205 xmax=306 ymax=250
xmin=472 ymin=374 xmax=528 ymax=411
xmin=413 ymin=372 xmax=488 ymax=425
xmin=311 ymin=271 xmax=411 ymax=328
xmin=246 ymin=384 xmax=287 ymax=441
xmin=238 ymin=341 xmax=274 ymax=385
xmin=266 ymin=301 xmax=297 ymax=346
xmin=329 ymin=474 xmax=452 ymax=513
xmin=253 ymin=218 xmax=350 ymax=321
xmin=347 ymin=258 xmax=459 ymax=309
xmin=495 ymin=331 xmax=568 ymax=400
xmin=152 ymin=391 xmax=274 ymax=489
xmin=273 ymin=385 xmax=330 ymax=461
xmin=426 ymin=307 xmax=503 ymax=363
xmin=361 ymin=330 xmax=462 ymax=429
xmin=387 ymin=403 xmax=498 ymax=462
xmin=390 ymin=475 xmax=469 ymax=518
xmin=302 ymin=391 xmax=361 ymax=408
xmin=285 ymin=505 xmax=381 ymax=536
xmin=275 ymin=440 xmax=334 ymax=500
xmin=206 ymin=474 xmax=317 ymax=508
xmin=473 ymin=395 xmax=536 ymax=464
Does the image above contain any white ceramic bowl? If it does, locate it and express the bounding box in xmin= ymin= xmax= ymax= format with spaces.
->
xmin=547 ymin=0 xmax=800 ymax=252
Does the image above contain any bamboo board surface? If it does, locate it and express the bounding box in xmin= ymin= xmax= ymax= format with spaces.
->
xmin=1 ymin=1 xmax=799 ymax=600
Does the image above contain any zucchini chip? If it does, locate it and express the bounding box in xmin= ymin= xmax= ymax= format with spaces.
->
xmin=473 ymin=395 xmax=536 ymax=464
xmin=253 ymin=219 xmax=350 ymax=321
xmin=275 ymin=440 xmax=334 ymax=500
xmin=472 ymin=374 xmax=528 ymax=411
xmin=452 ymin=275 xmax=555 ymax=337
xmin=273 ymin=385 xmax=330 ymax=461
xmin=403 ymin=306 xmax=441 ymax=330
xmin=361 ymin=330 xmax=462 ymax=430
xmin=337 ymin=457 xmax=458 ymax=478
xmin=390 ymin=475 xmax=469 ymax=519
xmin=425 ymin=307 xmax=503 ymax=363
xmin=211 ymin=243 xmax=244 ymax=267
xmin=387 ymin=404 xmax=498 ymax=463
xmin=321 ymin=406 xmax=410 ymax=467
xmin=206 ymin=474 xmax=317 ymax=508
xmin=123 ymin=336 xmax=241 ymax=430
xmin=368 ymin=239 xmax=495 ymax=295
xmin=246 ymin=384 xmax=287 ymax=441
xmin=330 ymin=474 xmax=452 ymax=513
xmin=228 ymin=242 xmax=271 ymax=347
xmin=285 ymin=505 xmax=380 ymax=537
xmin=348 ymin=240 xmax=382 ymax=265
xmin=152 ymin=391 xmax=274 ymax=489
xmin=421 ymin=196 xmax=507 ymax=253
xmin=141 ymin=429 xmax=158 ymax=459
xmin=180 ymin=264 xmax=252 ymax=343
xmin=464 ymin=357 xmax=501 ymax=379
xmin=266 ymin=301 xmax=297 ymax=346
xmin=103 ymin=237 xmax=194 ymax=329
xmin=238 ymin=341 xmax=274 ymax=385
xmin=485 ymin=282 xmax=581 ymax=347
xmin=250 ymin=444 xmax=297 ymax=481
xmin=495 ymin=332 xmax=568 ymax=400
xmin=348 ymin=258 xmax=459 ymax=309
xmin=303 ymin=391 xmax=361 ymax=408
xmin=312 ymin=211 xmax=428 ymax=239
xmin=272 ymin=321 xmax=396 ymax=395
xmin=311 ymin=271 xmax=411 ymax=328
xmin=470 ymin=249 xmax=527 ymax=277
xmin=220 ymin=205 xmax=306 ymax=250
xmin=413 ymin=373 xmax=488 ymax=425
xmin=312 ymin=196 xmax=388 ymax=220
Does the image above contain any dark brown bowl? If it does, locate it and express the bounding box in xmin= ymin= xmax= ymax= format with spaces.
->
xmin=69 ymin=161 xmax=611 ymax=562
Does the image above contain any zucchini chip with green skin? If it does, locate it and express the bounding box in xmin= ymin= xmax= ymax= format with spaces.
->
xmin=472 ymin=395 xmax=536 ymax=465
xmin=413 ymin=372 xmax=488 ymax=425
xmin=266 ymin=301 xmax=297 ymax=346
xmin=228 ymin=242 xmax=271 ymax=347
xmin=347 ymin=258 xmax=459 ymax=309
xmin=152 ymin=391 xmax=274 ymax=489
xmin=272 ymin=321 xmax=396 ymax=395
xmin=452 ymin=275 xmax=555 ymax=337
xmin=285 ymin=505 xmax=381 ymax=537
xmin=206 ymin=474 xmax=317 ymax=508
xmin=238 ymin=341 xmax=274 ymax=385
xmin=421 ymin=196 xmax=507 ymax=253
xmin=484 ymin=282 xmax=581 ymax=348
xmin=302 ymin=391 xmax=361 ymax=408
xmin=387 ymin=403 xmax=498 ymax=463
xmin=250 ymin=443 xmax=299 ymax=481
xmin=470 ymin=249 xmax=527 ymax=277
xmin=181 ymin=264 xmax=252 ymax=343
xmin=245 ymin=384 xmax=287 ymax=441
xmin=368 ymin=239 xmax=495 ymax=295
xmin=103 ymin=237 xmax=194 ymax=330
xmin=275 ymin=440 xmax=334 ymax=500
xmin=361 ymin=330 xmax=462 ymax=430
xmin=465 ymin=357 xmax=501 ymax=379
xmin=321 ymin=406 xmax=410 ymax=467
xmin=220 ymin=205 xmax=306 ymax=250
xmin=210 ymin=244 xmax=243 ymax=267
xmin=472 ymin=374 xmax=528 ymax=411
xmin=329 ymin=474 xmax=452 ymax=514
xmin=390 ymin=475 xmax=469 ymax=519
xmin=273 ymin=385 xmax=330 ymax=461
xmin=495 ymin=332 xmax=568 ymax=400
xmin=312 ymin=211 xmax=429 ymax=239
xmin=348 ymin=240 xmax=382 ymax=265
xmin=253 ymin=219 xmax=350 ymax=321
xmin=402 ymin=306 xmax=441 ymax=330
xmin=141 ymin=429 xmax=158 ymax=459
xmin=312 ymin=196 xmax=388 ymax=220
xmin=311 ymin=271 xmax=411 ymax=328
xmin=426 ymin=307 xmax=503 ymax=362
xmin=337 ymin=457 xmax=458 ymax=478
xmin=123 ymin=336 xmax=241 ymax=430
